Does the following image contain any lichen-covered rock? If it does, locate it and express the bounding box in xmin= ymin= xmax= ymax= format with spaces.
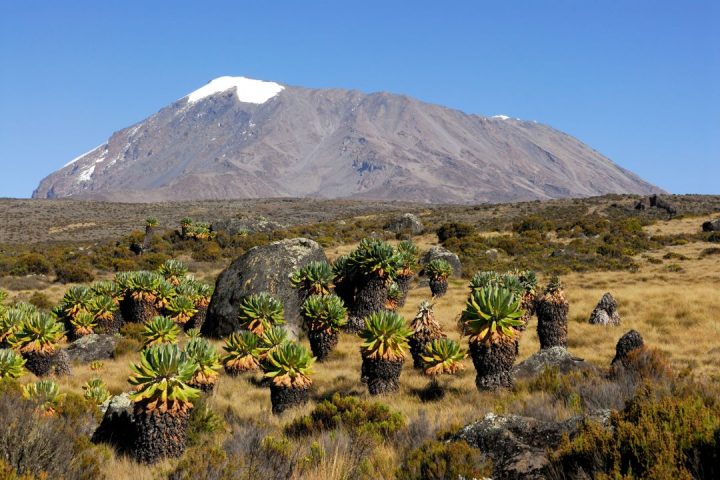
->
xmin=453 ymin=410 xmax=611 ymax=479
xmin=588 ymin=292 xmax=621 ymax=326
xmin=514 ymin=346 xmax=597 ymax=379
xmin=202 ymin=238 xmax=327 ymax=338
xmin=385 ymin=213 xmax=424 ymax=235
xmin=93 ymin=393 xmax=134 ymax=453
xmin=420 ymin=246 xmax=462 ymax=277
xmin=66 ymin=334 xmax=118 ymax=363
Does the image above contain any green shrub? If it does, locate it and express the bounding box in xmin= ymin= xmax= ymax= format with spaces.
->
xmin=437 ymin=222 xmax=476 ymax=243
xmin=286 ymin=393 xmax=405 ymax=440
xmin=11 ymin=253 xmax=52 ymax=276
xmin=55 ymin=262 xmax=94 ymax=284
xmin=28 ymin=292 xmax=53 ymax=310
xmin=553 ymin=382 xmax=720 ymax=479
xmin=192 ymin=242 xmax=222 ymax=262
xmin=396 ymin=439 xmax=492 ymax=480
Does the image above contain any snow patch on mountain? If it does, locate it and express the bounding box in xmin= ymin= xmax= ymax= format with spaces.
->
xmin=64 ymin=144 xmax=104 ymax=167
xmin=78 ymin=165 xmax=95 ymax=183
xmin=185 ymin=76 xmax=284 ymax=104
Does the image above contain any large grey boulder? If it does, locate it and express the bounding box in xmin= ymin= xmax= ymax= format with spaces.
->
xmin=514 ymin=346 xmax=597 ymax=379
xmin=453 ymin=410 xmax=611 ymax=479
xmin=588 ymin=292 xmax=621 ymax=326
xmin=202 ymin=238 xmax=327 ymax=338
xmin=66 ymin=334 xmax=118 ymax=363
xmin=702 ymin=218 xmax=720 ymax=232
xmin=420 ymin=246 xmax=462 ymax=277
xmin=384 ymin=213 xmax=424 ymax=236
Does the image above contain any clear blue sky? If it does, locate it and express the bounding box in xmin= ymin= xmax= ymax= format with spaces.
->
xmin=1 ymin=0 xmax=718 ymax=198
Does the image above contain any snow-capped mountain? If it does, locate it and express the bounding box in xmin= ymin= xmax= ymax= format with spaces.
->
xmin=33 ymin=76 xmax=661 ymax=203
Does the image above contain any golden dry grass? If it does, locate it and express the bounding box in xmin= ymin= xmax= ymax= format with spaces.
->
xmin=13 ymin=215 xmax=720 ymax=478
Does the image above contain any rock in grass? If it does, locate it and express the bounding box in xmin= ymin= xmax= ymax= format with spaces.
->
xmin=513 ymin=346 xmax=597 ymax=379
xmin=588 ymin=292 xmax=621 ymax=326
xmin=202 ymin=238 xmax=327 ymax=339
xmin=66 ymin=334 xmax=118 ymax=363
xmin=453 ymin=410 xmax=611 ymax=479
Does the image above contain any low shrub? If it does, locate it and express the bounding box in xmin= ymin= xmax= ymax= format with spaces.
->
xmin=553 ymin=382 xmax=720 ymax=479
xmin=437 ymin=222 xmax=476 ymax=242
xmin=396 ymin=439 xmax=492 ymax=480
xmin=28 ymin=291 xmax=53 ymax=310
xmin=55 ymin=262 xmax=94 ymax=284
xmin=286 ymin=393 xmax=405 ymax=440
xmin=0 ymin=386 xmax=106 ymax=479
xmin=11 ymin=253 xmax=52 ymax=276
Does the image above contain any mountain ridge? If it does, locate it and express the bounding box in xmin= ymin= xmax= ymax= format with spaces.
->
xmin=33 ymin=76 xmax=662 ymax=203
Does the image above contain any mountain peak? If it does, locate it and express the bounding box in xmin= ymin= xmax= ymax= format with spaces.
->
xmin=33 ymin=81 xmax=662 ymax=203
xmin=185 ymin=76 xmax=284 ymax=104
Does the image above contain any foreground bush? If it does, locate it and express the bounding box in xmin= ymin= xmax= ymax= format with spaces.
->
xmin=553 ymin=382 xmax=720 ymax=479
xmin=286 ymin=392 xmax=404 ymax=440
xmin=0 ymin=382 xmax=107 ymax=479
xmin=396 ymin=439 xmax=492 ymax=480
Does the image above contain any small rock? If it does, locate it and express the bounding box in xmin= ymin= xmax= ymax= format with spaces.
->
xmin=66 ymin=334 xmax=118 ymax=363
xmin=485 ymin=248 xmax=499 ymax=259
xmin=702 ymin=218 xmax=720 ymax=232
xmin=384 ymin=213 xmax=424 ymax=235
xmin=420 ymin=246 xmax=462 ymax=277
xmin=52 ymin=349 xmax=72 ymax=376
xmin=514 ymin=346 xmax=597 ymax=379
xmin=588 ymin=293 xmax=621 ymax=326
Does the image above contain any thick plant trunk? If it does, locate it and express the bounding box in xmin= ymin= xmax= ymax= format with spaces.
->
xmin=120 ymin=293 xmax=158 ymax=323
xmin=409 ymin=332 xmax=443 ymax=369
xmin=97 ymin=312 xmax=124 ymax=335
xmin=270 ymin=385 xmax=310 ymax=414
xmin=308 ymin=330 xmax=339 ymax=361
xmin=347 ymin=275 xmax=387 ymax=333
xmin=131 ymin=408 xmax=191 ymax=464
xmin=395 ymin=274 xmax=414 ymax=307
xmin=469 ymin=340 xmax=518 ymax=390
xmin=189 ymin=380 xmax=216 ymax=394
xmin=185 ymin=305 xmax=207 ymax=331
xmin=429 ymin=278 xmax=448 ymax=297
xmin=142 ymin=226 xmax=154 ymax=252
xmin=22 ymin=351 xmax=56 ymax=377
xmin=334 ymin=278 xmax=355 ymax=311
xmin=362 ymin=357 xmax=404 ymax=395
xmin=518 ymin=292 xmax=536 ymax=331
xmin=536 ymin=297 xmax=569 ymax=349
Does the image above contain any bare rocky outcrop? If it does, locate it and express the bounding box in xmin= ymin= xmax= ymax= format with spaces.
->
xmin=453 ymin=410 xmax=611 ymax=479
xmin=66 ymin=334 xmax=118 ymax=363
xmin=202 ymin=238 xmax=327 ymax=338
xmin=588 ymin=292 xmax=621 ymax=326
xmin=514 ymin=346 xmax=597 ymax=379
xmin=649 ymin=194 xmax=677 ymax=215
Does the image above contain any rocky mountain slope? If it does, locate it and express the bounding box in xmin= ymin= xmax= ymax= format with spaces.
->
xmin=33 ymin=76 xmax=661 ymax=203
